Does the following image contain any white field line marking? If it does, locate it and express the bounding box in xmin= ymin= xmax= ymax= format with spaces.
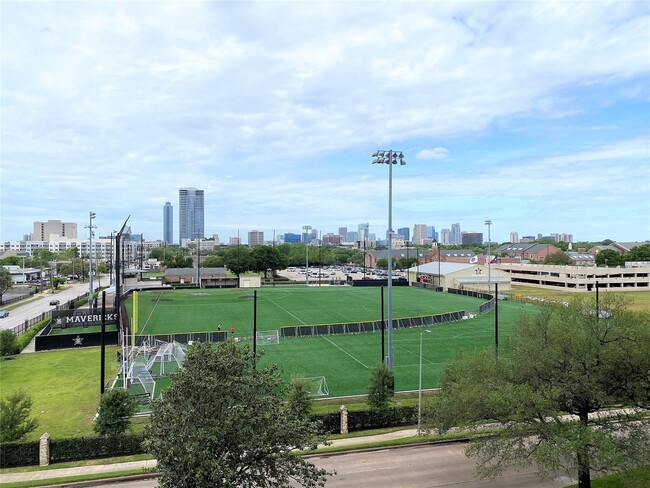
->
xmin=265 ymin=294 xmax=306 ymax=324
xmin=139 ymin=291 xmax=164 ymax=336
xmin=321 ymin=335 xmax=371 ymax=369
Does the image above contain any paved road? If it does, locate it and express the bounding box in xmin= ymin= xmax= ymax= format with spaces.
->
xmin=0 ymin=279 xmax=104 ymax=331
xmin=87 ymin=443 xmax=573 ymax=487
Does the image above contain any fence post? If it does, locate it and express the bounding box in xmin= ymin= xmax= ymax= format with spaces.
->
xmin=339 ymin=405 xmax=348 ymax=434
xmin=39 ymin=433 xmax=50 ymax=466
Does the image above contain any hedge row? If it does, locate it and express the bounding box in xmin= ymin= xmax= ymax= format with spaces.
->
xmin=16 ymin=318 xmax=51 ymax=352
xmin=1 ymin=406 xmax=417 ymax=467
xmin=0 ymin=434 xmax=146 ymax=468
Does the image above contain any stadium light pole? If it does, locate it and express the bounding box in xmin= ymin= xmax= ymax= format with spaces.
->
xmin=372 ymin=149 xmax=405 ymax=370
xmin=418 ymin=329 xmax=431 ymax=434
xmin=484 ymin=219 xmax=492 ymax=295
xmin=86 ymin=212 xmax=97 ymax=309
xmin=303 ymin=225 xmax=312 ymax=286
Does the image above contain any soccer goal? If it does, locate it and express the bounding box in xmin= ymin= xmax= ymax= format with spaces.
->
xmin=256 ymin=330 xmax=280 ymax=345
xmin=296 ymin=376 xmax=329 ymax=397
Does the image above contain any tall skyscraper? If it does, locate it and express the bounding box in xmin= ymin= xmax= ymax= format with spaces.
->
xmin=163 ymin=202 xmax=173 ymax=244
xmin=358 ymin=223 xmax=369 ymax=242
xmin=397 ymin=227 xmax=410 ymax=241
xmin=440 ymin=228 xmax=451 ymax=245
xmin=509 ymin=231 xmax=519 ymax=243
xmin=338 ymin=227 xmax=347 ymax=239
xmin=179 ymin=187 xmax=205 ymax=244
xmin=413 ymin=224 xmax=427 ymax=245
xmin=451 ymin=223 xmax=461 ymax=244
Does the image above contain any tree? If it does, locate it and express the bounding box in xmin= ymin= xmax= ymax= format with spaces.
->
xmin=286 ymin=378 xmax=313 ymax=420
xmin=425 ymin=295 xmax=650 ymax=488
xmin=0 ymin=329 xmax=20 ymax=356
xmin=366 ymin=363 xmax=394 ymax=410
xmin=94 ymin=389 xmax=138 ymax=437
xmin=595 ymin=249 xmax=623 ymax=267
xmin=626 ymin=243 xmax=650 ymax=262
xmin=543 ymin=251 xmax=572 ymax=265
xmin=251 ymin=246 xmax=288 ymax=277
xmin=222 ymin=246 xmax=253 ymax=277
xmin=0 ymin=390 xmax=39 ymax=442
xmin=144 ymin=341 xmax=331 ymax=487
xmin=0 ymin=267 xmax=12 ymax=305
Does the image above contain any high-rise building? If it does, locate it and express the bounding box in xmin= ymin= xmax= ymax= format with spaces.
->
xmin=461 ymin=231 xmax=483 ymax=246
xmin=284 ymin=233 xmax=301 ymax=243
xmin=323 ymin=233 xmax=341 ymax=245
xmin=451 ymin=223 xmax=461 ymax=244
xmin=338 ymin=227 xmax=347 ymax=239
xmin=346 ymin=231 xmax=358 ymax=242
xmin=397 ymin=227 xmax=410 ymax=241
xmin=178 ymin=187 xmax=205 ymax=244
xmin=33 ymin=220 xmax=78 ymax=240
xmin=163 ymin=202 xmax=173 ymax=244
xmin=229 ymin=236 xmax=241 ymax=245
xmin=248 ymin=230 xmax=264 ymax=246
xmin=509 ymin=231 xmax=519 ymax=243
xmin=413 ymin=224 xmax=427 ymax=245
xmin=440 ymin=228 xmax=450 ymax=245
xmin=358 ymin=223 xmax=369 ymax=242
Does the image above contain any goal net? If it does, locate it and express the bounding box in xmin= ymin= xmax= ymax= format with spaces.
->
xmin=145 ymin=340 xmax=187 ymax=376
xmin=296 ymin=376 xmax=329 ymax=397
xmin=256 ymin=330 xmax=280 ymax=345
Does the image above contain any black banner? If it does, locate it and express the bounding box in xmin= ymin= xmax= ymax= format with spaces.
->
xmin=51 ymin=308 xmax=118 ymax=328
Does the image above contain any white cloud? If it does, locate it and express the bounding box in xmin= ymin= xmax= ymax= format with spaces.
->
xmin=416 ymin=148 xmax=451 ymax=160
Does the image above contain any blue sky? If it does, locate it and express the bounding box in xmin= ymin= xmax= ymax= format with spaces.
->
xmin=1 ymin=1 xmax=649 ymax=244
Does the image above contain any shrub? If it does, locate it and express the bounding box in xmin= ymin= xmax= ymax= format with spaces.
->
xmin=0 ymin=329 xmax=20 ymax=356
xmin=0 ymin=390 xmax=39 ymax=442
xmin=94 ymin=389 xmax=138 ymax=437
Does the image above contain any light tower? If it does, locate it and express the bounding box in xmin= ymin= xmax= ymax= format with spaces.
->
xmin=371 ymin=149 xmax=406 ymax=370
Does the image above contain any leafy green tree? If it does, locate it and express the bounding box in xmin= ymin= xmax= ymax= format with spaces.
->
xmin=543 ymin=251 xmax=572 ymax=265
xmin=251 ymin=245 xmax=288 ymax=277
xmin=625 ymin=243 xmax=650 ymax=262
xmin=425 ymin=295 xmax=650 ymax=488
xmin=595 ymin=249 xmax=623 ymax=267
xmin=0 ymin=390 xmax=39 ymax=442
xmin=0 ymin=330 xmax=20 ymax=356
xmin=0 ymin=267 xmax=12 ymax=305
xmin=94 ymin=389 xmax=138 ymax=437
xmin=144 ymin=341 xmax=331 ymax=487
xmin=222 ymin=245 xmax=253 ymax=277
xmin=376 ymin=258 xmax=388 ymax=270
xmin=367 ymin=363 xmax=395 ymax=410
xmin=0 ymin=256 xmax=21 ymax=266
xmin=286 ymin=378 xmax=313 ymax=420
xmin=199 ymin=254 xmax=223 ymax=268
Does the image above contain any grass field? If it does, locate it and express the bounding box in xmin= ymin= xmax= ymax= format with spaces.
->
xmin=121 ymin=287 xmax=536 ymax=398
xmin=47 ymin=324 xmax=118 ymax=336
xmin=0 ymin=348 xmax=118 ymax=440
xmin=511 ymin=285 xmax=650 ymax=312
xmin=126 ymin=286 xmax=488 ymax=336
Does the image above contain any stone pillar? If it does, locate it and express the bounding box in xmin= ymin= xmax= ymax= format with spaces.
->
xmin=39 ymin=433 xmax=50 ymax=466
xmin=339 ymin=405 xmax=348 ymax=434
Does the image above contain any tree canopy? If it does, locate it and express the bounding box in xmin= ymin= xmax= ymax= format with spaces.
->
xmin=595 ymin=249 xmax=624 ymax=267
xmin=425 ymin=294 xmax=650 ymax=488
xmin=543 ymin=251 xmax=572 ymax=265
xmin=144 ymin=341 xmax=331 ymax=487
xmin=0 ymin=390 xmax=38 ymax=442
xmin=94 ymin=389 xmax=138 ymax=437
xmin=0 ymin=267 xmax=12 ymax=304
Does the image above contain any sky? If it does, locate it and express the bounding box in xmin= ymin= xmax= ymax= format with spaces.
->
xmin=1 ymin=1 xmax=649 ymax=245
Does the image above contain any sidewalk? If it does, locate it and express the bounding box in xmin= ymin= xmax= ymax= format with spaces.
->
xmin=0 ymin=429 xmax=421 ymax=485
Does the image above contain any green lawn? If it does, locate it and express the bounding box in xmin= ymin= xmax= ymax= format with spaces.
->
xmin=0 ymin=348 xmax=118 ymax=441
xmin=126 ymin=286 xmax=487 ymax=336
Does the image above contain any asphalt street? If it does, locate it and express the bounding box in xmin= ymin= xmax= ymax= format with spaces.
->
xmin=85 ymin=443 xmax=572 ymax=488
xmin=0 ymin=279 xmax=104 ymax=331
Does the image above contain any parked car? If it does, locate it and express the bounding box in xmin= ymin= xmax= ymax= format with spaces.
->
xmin=0 ymin=310 xmax=9 ymax=318
xmin=49 ymin=299 xmax=60 ymax=306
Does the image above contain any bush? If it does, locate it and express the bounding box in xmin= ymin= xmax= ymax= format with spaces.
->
xmin=0 ymin=390 xmax=38 ymax=442
xmin=94 ymin=389 xmax=138 ymax=437
xmin=367 ymin=364 xmax=394 ymax=410
xmin=51 ymin=433 xmax=145 ymax=463
xmin=15 ymin=318 xmax=50 ymax=352
xmin=0 ymin=329 xmax=20 ymax=356
xmin=0 ymin=439 xmax=40 ymax=468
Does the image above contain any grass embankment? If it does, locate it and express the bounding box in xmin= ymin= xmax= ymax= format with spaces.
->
xmin=512 ymin=285 xmax=650 ymax=312
xmin=0 ymin=347 xmax=119 ymax=440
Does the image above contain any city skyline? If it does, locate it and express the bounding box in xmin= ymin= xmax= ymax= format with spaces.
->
xmin=1 ymin=2 xmax=648 ymax=244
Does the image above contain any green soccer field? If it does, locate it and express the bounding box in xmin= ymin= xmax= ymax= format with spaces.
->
xmin=126 ymin=286 xmax=486 ymax=336
xmin=121 ymin=287 xmax=536 ymax=397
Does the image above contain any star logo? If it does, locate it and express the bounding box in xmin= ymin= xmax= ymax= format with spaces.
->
xmin=73 ymin=335 xmax=84 ymax=346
